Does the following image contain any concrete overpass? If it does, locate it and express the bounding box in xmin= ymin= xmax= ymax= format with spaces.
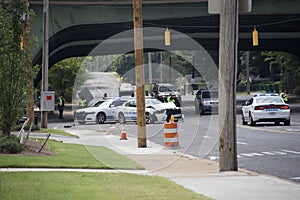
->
xmin=29 ymin=0 xmax=300 ymax=86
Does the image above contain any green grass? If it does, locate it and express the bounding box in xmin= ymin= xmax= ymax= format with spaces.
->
xmin=0 ymin=172 xmax=210 ymax=200
xmin=40 ymin=128 xmax=79 ymax=138
xmin=0 ymin=140 xmax=143 ymax=170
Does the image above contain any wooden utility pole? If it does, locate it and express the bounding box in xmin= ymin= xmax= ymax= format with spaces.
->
xmin=246 ymin=51 xmax=250 ymax=95
xmin=23 ymin=0 xmax=34 ymax=126
xmin=133 ymin=0 xmax=147 ymax=148
xmin=218 ymin=0 xmax=238 ymax=171
xmin=41 ymin=0 xmax=49 ymax=128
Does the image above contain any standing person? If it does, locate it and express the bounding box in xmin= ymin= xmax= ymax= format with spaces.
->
xmin=280 ymin=88 xmax=288 ymax=103
xmin=79 ymin=97 xmax=87 ymax=108
xmin=57 ymin=94 xmax=65 ymax=119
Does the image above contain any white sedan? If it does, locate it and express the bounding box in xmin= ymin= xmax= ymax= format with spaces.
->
xmin=241 ymin=94 xmax=290 ymax=126
xmin=115 ymin=98 xmax=182 ymax=124
xmin=74 ymin=98 xmax=126 ymax=124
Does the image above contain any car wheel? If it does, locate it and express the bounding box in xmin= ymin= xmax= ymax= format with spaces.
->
xmin=146 ymin=113 xmax=155 ymax=124
xmin=242 ymin=114 xmax=247 ymax=125
xmin=97 ymin=113 xmax=106 ymax=124
xmin=284 ymin=120 xmax=290 ymax=126
xmin=250 ymin=114 xmax=256 ymax=126
xmin=118 ymin=112 xmax=126 ymax=124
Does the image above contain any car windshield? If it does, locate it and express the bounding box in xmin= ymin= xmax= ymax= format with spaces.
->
xmin=159 ymin=86 xmax=176 ymax=92
xmin=202 ymin=91 xmax=218 ymax=98
xmin=255 ymin=96 xmax=283 ymax=104
xmin=146 ymin=99 xmax=162 ymax=105
xmin=99 ymin=99 xmax=124 ymax=107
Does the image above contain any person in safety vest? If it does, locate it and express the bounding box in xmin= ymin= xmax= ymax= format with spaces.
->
xmin=79 ymin=97 xmax=87 ymax=108
xmin=280 ymin=88 xmax=288 ymax=103
xmin=57 ymin=94 xmax=65 ymax=119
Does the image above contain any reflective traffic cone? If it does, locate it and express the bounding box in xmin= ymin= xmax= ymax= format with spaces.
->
xmin=120 ymin=125 xmax=128 ymax=140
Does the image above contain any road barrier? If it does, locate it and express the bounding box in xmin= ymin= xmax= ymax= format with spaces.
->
xmin=120 ymin=125 xmax=128 ymax=140
xmin=163 ymin=121 xmax=179 ymax=148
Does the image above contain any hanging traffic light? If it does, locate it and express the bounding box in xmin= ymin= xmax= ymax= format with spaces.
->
xmin=165 ymin=27 xmax=171 ymax=46
xmin=252 ymin=27 xmax=258 ymax=46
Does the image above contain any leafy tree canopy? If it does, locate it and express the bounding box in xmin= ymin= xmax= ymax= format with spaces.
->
xmin=0 ymin=0 xmax=28 ymax=136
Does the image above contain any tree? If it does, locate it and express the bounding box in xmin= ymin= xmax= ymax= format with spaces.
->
xmin=262 ymin=51 xmax=300 ymax=94
xmin=0 ymin=0 xmax=29 ymax=136
xmin=49 ymin=57 xmax=87 ymax=102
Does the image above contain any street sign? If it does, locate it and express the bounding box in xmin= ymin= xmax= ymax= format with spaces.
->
xmin=41 ymin=91 xmax=55 ymax=111
xmin=208 ymin=0 xmax=252 ymax=14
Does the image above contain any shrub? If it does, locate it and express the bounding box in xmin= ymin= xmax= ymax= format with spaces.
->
xmin=0 ymin=135 xmax=24 ymax=154
xmin=14 ymin=124 xmax=40 ymax=131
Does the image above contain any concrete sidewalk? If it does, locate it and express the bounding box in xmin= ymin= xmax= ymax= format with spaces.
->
xmin=45 ymin=128 xmax=300 ymax=200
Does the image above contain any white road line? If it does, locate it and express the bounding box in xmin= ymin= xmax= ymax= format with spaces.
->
xmin=202 ymin=136 xmax=212 ymax=139
xmin=290 ymin=177 xmax=300 ymax=180
xmin=271 ymin=151 xmax=287 ymax=155
xmin=262 ymin=152 xmax=276 ymax=155
xmin=237 ymin=142 xmax=248 ymax=145
xmin=251 ymin=153 xmax=264 ymax=156
xmin=281 ymin=150 xmax=300 ymax=155
xmin=240 ymin=153 xmax=255 ymax=157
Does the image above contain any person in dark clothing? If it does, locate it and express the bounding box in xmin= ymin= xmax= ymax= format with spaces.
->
xmin=57 ymin=95 xmax=65 ymax=119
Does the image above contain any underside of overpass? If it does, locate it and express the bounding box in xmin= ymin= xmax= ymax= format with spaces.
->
xmin=29 ymin=0 xmax=300 ymax=86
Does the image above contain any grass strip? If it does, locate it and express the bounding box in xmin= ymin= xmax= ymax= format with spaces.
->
xmin=0 ymin=172 xmax=211 ymax=200
xmin=0 ymin=140 xmax=143 ymax=170
xmin=40 ymin=128 xmax=79 ymax=138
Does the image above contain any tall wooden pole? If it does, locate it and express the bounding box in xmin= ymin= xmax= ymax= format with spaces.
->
xmin=41 ymin=0 xmax=49 ymax=128
xmin=133 ymin=0 xmax=146 ymax=148
xmin=246 ymin=51 xmax=250 ymax=94
xmin=23 ymin=0 xmax=34 ymax=126
xmin=218 ymin=0 xmax=238 ymax=171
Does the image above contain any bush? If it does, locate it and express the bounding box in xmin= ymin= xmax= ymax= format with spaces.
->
xmin=14 ymin=124 xmax=40 ymax=131
xmin=0 ymin=135 xmax=24 ymax=154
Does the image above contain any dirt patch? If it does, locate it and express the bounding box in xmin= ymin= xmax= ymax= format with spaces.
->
xmin=19 ymin=139 xmax=56 ymax=156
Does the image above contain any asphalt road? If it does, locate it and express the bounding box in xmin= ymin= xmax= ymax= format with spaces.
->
xmin=162 ymin=105 xmax=300 ymax=184
xmin=50 ymin=72 xmax=300 ymax=183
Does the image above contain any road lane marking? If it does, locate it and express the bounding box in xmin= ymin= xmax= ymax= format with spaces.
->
xmin=290 ymin=177 xmax=300 ymax=180
xmin=271 ymin=151 xmax=287 ymax=155
xmin=240 ymin=153 xmax=255 ymax=157
xmin=237 ymin=124 xmax=300 ymax=135
xmin=262 ymin=152 xmax=276 ymax=155
xmin=281 ymin=150 xmax=300 ymax=155
xmin=237 ymin=142 xmax=248 ymax=145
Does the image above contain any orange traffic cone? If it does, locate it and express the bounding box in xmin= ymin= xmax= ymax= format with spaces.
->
xmin=120 ymin=125 xmax=128 ymax=140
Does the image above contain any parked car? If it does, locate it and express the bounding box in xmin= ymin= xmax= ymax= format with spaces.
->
xmin=241 ymin=93 xmax=290 ymax=126
xmin=74 ymin=98 xmax=126 ymax=124
xmin=119 ymin=83 xmax=134 ymax=97
xmin=115 ymin=98 xmax=182 ymax=124
xmin=194 ymin=89 xmax=218 ymax=115
xmin=152 ymin=83 xmax=181 ymax=105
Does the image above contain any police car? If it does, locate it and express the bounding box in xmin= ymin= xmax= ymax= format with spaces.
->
xmin=241 ymin=93 xmax=290 ymax=126
xmin=115 ymin=98 xmax=182 ymax=124
xmin=74 ymin=98 xmax=126 ymax=124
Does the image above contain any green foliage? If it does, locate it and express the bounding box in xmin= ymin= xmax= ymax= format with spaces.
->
xmin=0 ymin=135 xmax=24 ymax=154
xmin=262 ymin=51 xmax=300 ymax=94
xmin=14 ymin=124 xmax=40 ymax=131
xmin=49 ymin=57 xmax=87 ymax=102
xmin=0 ymin=0 xmax=29 ymax=136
